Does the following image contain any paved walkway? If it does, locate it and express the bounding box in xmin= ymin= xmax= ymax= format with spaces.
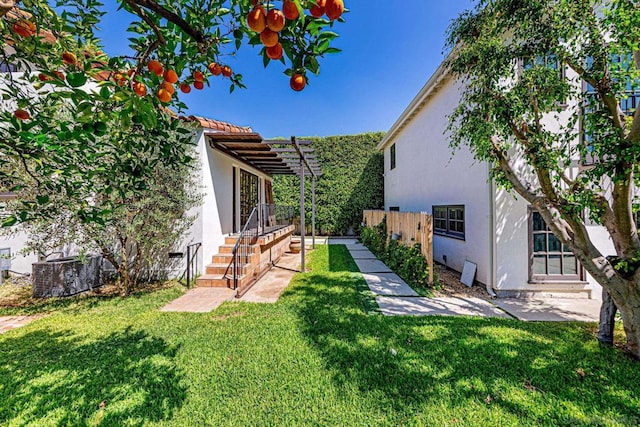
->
xmin=342 ymin=244 xmax=509 ymax=318
xmin=0 ymin=315 xmax=41 ymax=334
xmin=160 ymin=242 xmax=313 ymax=312
xmin=341 ymin=242 xmax=599 ymax=321
xmin=160 ymin=288 xmax=234 ymax=313
xmin=494 ymin=298 xmax=600 ymax=322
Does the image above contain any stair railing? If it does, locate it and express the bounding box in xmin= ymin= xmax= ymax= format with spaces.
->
xmin=230 ymin=206 xmax=259 ymax=290
xmin=228 ymin=203 xmax=296 ymax=291
xmin=185 ymin=242 xmax=201 ymax=288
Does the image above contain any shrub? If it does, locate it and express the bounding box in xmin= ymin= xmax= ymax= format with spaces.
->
xmin=360 ymin=217 xmax=432 ymax=289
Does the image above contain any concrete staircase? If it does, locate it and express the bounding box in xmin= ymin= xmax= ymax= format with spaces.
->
xmin=196 ymin=235 xmax=260 ymax=289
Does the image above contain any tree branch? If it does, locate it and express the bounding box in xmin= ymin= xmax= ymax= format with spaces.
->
xmin=125 ymin=0 xmax=165 ymax=45
xmin=128 ymin=0 xmax=207 ymax=47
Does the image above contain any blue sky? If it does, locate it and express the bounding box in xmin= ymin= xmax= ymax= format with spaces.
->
xmin=98 ymin=1 xmax=475 ymax=138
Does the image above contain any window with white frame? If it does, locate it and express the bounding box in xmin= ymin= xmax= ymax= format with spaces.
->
xmin=529 ymin=210 xmax=581 ymax=281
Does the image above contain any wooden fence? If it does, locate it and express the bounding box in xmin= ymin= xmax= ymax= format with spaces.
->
xmin=362 ymin=210 xmax=434 ymax=283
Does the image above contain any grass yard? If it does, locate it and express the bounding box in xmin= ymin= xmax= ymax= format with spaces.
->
xmin=1 ymin=245 xmax=639 ymax=426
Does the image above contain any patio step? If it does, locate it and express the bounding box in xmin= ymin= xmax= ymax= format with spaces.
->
xmin=205 ymin=263 xmax=253 ymax=276
xmin=195 ymin=273 xmax=254 ymax=289
xmin=218 ymin=244 xmax=261 ymax=255
xmin=196 ymin=274 xmax=229 ymax=288
xmin=211 ymin=253 xmax=259 ymax=265
xmin=225 ymin=235 xmax=259 ymax=246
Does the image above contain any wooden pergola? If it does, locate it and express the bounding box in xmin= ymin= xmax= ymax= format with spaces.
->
xmin=206 ymin=133 xmax=322 ymax=271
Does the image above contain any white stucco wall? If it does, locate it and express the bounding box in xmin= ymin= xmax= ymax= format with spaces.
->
xmin=383 ymin=78 xmax=492 ymax=285
xmin=0 ymin=230 xmax=39 ymax=276
xmin=189 ymin=130 xmax=273 ymax=271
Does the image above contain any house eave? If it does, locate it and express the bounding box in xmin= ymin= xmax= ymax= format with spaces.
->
xmin=377 ymin=55 xmax=454 ymax=152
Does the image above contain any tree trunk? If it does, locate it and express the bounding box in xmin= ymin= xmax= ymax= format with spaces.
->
xmin=119 ymin=243 xmax=133 ymax=296
xmin=597 ymin=289 xmax=617 ymax=345
xmin=617 ymin=290 xmax=640 ymax=359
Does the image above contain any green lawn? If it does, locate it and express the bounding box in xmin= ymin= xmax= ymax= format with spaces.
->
xmin=1 ymin=245 xmax=639 ymax=426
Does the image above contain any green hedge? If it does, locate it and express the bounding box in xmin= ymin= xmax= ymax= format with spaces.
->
xmin=273 ymin=132 xmax=384 ymax=236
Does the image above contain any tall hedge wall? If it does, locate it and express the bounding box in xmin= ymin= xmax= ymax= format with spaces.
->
xmin=273 ymin=132 xmax=385 ymax=236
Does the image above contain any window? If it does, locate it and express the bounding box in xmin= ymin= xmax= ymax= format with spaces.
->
xmin=390 ymin=143 xmax=396 ymax=170
xmin=582 ymin=54 xmax=639 ymax=165
xmin=433 ymin=205 xmax=465 ymax=239
xmin=389 ymin=206 xmax=400 ymax=212
xmin=529 ymin=210 xmax=581 ymax=281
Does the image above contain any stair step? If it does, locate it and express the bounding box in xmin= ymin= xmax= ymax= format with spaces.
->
xmin=205 ymin=263 xmax=253 ymax=276
xmin=225 ymin=235 xmax=259 ymax=245
xmin=195 ymin=273 xmax=254 ymax=289
xmin=218 ymin=244 xmax=261 ymax=255
xmin=211 ymin=254 xmax=256 ymax=264
xmin=196 ymin=274 xmax=229 ymax=288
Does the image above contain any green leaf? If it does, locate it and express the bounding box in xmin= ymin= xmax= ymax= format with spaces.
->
xmin=66 ymin=72 xmax=88 ymax=88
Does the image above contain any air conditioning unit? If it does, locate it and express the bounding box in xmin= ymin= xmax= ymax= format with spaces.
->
xmin=32 ymin=255 xmax=103 ymax=298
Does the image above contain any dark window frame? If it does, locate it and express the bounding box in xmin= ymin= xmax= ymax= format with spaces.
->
xmin=432 ymin=205 xmax=465 ymax=240
xmin=389 ymin=206 xmax=400 ymax=212
xmin=390 ymin=143 xmax=396 ymax=170
xmin=528 ymin=208 xmax=584 ymax=283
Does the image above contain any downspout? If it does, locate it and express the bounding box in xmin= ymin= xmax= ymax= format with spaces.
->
xmin=487 ymin=162 xmax=498 ymax=298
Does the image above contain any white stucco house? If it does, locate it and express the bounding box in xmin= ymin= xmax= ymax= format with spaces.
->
xmin=1 ymin=114 xmax=299 ymax=292
xmin=378 ymin=58 xmax=628 ymax=299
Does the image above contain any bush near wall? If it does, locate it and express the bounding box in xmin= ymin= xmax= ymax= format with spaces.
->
xmin=361 ymin=218 xmax=433 ymax=290
xmin=273 ymin=132 xmax=384 ymax=236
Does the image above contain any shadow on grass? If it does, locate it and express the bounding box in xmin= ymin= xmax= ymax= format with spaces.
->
xmin=287 ymin=245 xmax=640 ymax=424
xmin=0 ymin=281 xmax=178 ymax=316
xmin=0 ymin=327 xmax=186 ymax=425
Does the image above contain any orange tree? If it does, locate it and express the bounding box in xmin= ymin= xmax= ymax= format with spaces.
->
xmin=0 ymin=0 xmax=345 ymax=224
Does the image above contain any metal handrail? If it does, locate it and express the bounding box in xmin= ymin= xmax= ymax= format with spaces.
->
xmin=228 ymin=203 xmax=295 ymax=291
xmin=185 ymin=242 xmax=201 ymax=288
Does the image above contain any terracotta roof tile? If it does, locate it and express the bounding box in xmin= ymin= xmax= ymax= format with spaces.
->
xmin=182 ymin=115 xmax=253 ymax=133
xmin=5 ymin=8 xmax=56 ymax=44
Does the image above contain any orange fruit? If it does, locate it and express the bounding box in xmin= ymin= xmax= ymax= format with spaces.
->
xmin=12 ymin=20 xmax=35 ymax=37
xmin=14 ymin=109 xmax=30 ymax=120
xmin=247 ymin=6 xmax=267 ymax=33
xmin=147 ymin=60 xmax=163 ymax=76
xmin=161 ymin=81 xmax=175 ymax=94
xmin=193 ymin=80 xmax=204 ymax=90
xmin=309 ymin=0 xmax=326 ymax=17
xmin=260 ymin=28 xmax=279 ymax=47
xmin=221 ymin=65 xmax=232 ymax=77
xmin=266 ymin=9 xmax=285 ymax=32
xmin=283 ymin=0 xmax=299 ymax=20
xmin=38 ymin=73 xmax=52 ymax=82
xmin=157 ymin=88 xmax=172 ymax=103
xmin=193 ymin=70 xmax=204 ymax=82
xmin=53 ymin=71 xmax=65 ymax=80
xmin=62 ymin=52 xmax=78 ymax=65
xmin=325 ymin=0 xmax=344 ymax=20
xmin=208 ymin=62 xmax=222 ymax=76
xmin=290 ymin=73 xmax=306 ymax=91
xmin=113 ymin=72 xmax=127 ymax=86
xmin=133 ymin=82 xmax=147 ymax=96
xmin=127 ymin=69 xmax=136 ymax=77
xmin=164 ymin=69 xmax=179 ymax=84
xmin=180 ymin=83 xmax=191 ymax=93
xmin=266 ymin=43 xmax=283 ymax=60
